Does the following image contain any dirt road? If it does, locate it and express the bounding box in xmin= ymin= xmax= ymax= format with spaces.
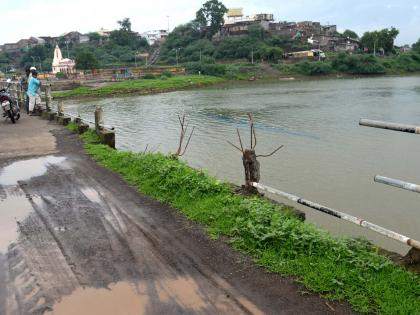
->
xmin=0 ymin=114 xmax=356 ymax=315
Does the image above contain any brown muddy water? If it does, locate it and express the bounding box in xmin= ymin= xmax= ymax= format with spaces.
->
xmin=0 ymin=156 xmax=66 ymax=252
xmin=62 ymin=76 xmax=420 ymax=255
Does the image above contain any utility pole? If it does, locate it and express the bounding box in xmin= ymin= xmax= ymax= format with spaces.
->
xmin=167 ymin=16 xmax=170 ymax=32
xmin=176 ymin=48 xmax=180 ymax=67
xmin=134 ymin=52 xmax=137 ymax=68
xmin=200 ymin=49 xmax=202 ymax=63
xmin=251 ymin=48 xmax=254 ymax=64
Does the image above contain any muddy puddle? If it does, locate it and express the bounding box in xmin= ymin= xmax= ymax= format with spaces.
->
xmin=45 ymin=276 xmax=261 ymax=315
xmin=0 ymin=156 xmax=66 ymax=253
xmin=0 ymin=156 xmax=66 ymax=186
xmin=0 ymin=190 xmax=34 ymax=252
xmin=44 ymin=282 xmax=149 ymax=315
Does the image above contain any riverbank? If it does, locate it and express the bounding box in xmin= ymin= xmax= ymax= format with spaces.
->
xmin=51 ymin=63 xmax=420 ymax=101
xmin=52 ymin=75 xmax=225 ymax=99
xmin=69 ymin=124 xmax=419 ymax=315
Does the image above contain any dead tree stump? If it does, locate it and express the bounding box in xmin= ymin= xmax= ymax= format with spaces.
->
xmin=243 ymin=149 xmax=260 ymax=193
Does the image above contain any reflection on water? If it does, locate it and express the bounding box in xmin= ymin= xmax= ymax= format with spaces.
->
xmin=63 ymin=76 xmax=420 ymax=254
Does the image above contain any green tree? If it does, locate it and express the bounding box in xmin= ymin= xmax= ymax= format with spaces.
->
xmin=413 ymin=38 xmax=420 ymax=52
xmin=76 ymin=50 xmax=99 ymax=69
xmin=110 ymin=18 xmax=148 ymax=49
xmin=342 ymin=29 xmax=359 ymax=39
xmin=117 ymin=18 xmax=132 ymax=32
xmin=261 ymin=47 xmax=284 ymax=62
xmin=248 ymin=24 xmax=265 ymax=39
xmin=195 ymin=0 xmax=228 ymax=38
xmin=360 ymin=27 xmax=399 ymax=54
xmin=88 ymin=32 xmax=102 ymax=45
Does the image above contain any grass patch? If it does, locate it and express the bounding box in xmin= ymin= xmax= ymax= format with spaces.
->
xmin=74 ymin=129 xmax=419 ymax=314
xmin=53 ymin=75 xmax=225 ymax=99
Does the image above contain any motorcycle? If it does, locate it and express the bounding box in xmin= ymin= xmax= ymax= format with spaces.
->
xmin=1 ymin=80 xmax=20 ymax=124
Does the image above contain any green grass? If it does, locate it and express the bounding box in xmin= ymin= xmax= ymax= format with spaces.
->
xmin=53 ymin=75 xmax=225 ymax=99
xmin=70 ymin=127 xmax=420 ymax=315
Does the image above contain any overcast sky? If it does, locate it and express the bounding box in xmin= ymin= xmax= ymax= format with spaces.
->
xmin=1 ymin=0 xmax=419 ymax=45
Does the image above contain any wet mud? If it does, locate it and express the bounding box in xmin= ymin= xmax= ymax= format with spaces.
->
xmin=0 ymin=118 xmax=356 ymax=314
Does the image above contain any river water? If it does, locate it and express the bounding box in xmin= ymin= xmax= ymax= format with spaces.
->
xmin=62 ymin=76 xmax=420 ymax=255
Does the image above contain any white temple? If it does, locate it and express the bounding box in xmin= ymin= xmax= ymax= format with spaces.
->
xmin=52 ymin=45 xmax=76 ymax=74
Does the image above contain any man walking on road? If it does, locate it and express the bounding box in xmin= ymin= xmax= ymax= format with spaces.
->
xmin=27 ymin=71 xmax=41 ymax=115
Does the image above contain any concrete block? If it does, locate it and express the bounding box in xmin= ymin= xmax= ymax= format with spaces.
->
xmin=58 ymin=116 xmax=71 ymax=126
xmin=48 ymin=112 xmax=57 ymax=121
xmin=97 ymin=128 xmax=115 ymax=148
xmin=78 ymin=123 xmax=89 ymax=134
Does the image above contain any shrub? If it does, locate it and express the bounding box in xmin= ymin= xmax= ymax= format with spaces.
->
xmin=295 ymin=61 xmax=332 ymax=75
xmin=161 ymin=70 xmax=173 ymax=78
xmin=331 ymin=53 xmax=386 ymax=74
xmin=55 ymin=72 xmax=66 ymax=79
xmin=185 ymin=62 xmax=227 ymax=77
xmin=143 ymin=73 xmax=156 ymax=79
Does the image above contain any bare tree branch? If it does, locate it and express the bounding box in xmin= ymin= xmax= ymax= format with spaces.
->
xmin=236 ymin=128 xmax=244 ymax=153
xmin=176 ymin=114 xmax=195 ymax=157
xmin=227 ymin=140 xmax=243 ymax=153
xmin=247 ymin=113 xmax=254 ymax=150
xmin=257 ymin=145 xmax=284 ymax=158
xmin=252 ymin=124 xmax=257 ymax=150
xmin=179 ymin=127 xmax=195 ymax=156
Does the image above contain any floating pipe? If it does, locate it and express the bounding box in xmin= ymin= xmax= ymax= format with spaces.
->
xmin=252 ymin=182 xmax=420 ymax=250
xmin=359 ymin=119 xmax=420 ymax=134
xmin=375 ymin=176 xmax=420 ymax=194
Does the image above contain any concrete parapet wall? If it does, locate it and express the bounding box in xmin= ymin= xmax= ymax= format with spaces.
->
xmin=96 ymin=128 xmax=115 ymax=149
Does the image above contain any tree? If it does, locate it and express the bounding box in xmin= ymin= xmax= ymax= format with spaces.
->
xmin=360 ymin=27 xmax=399 ymax=54
xmin=88 ymin=32 xmax=102 ymax=45
xmin=76 ymin=50 xmax=99 ymax=70
xmin=248 ymin=24 xmax=265 ymax=39
xmin=413 ymin=39 xmax=420 ymax=52
xmin=342 ymin=29 xmax=359 ymax=39
xmin=196 ymin=0 xmax=228 ymax=38
xmin=110 ymin=18 xmax=148 ymax=49
xmin=117 ymin=18 xmax=132 ymax=32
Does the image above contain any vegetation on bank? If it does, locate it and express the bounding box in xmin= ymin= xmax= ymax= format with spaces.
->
xmin=52 ymin=75 xmax=224 ymax=99
xmin=182 ymin=52 xmax=420 ymax=78
xmin=68 ymin=125 xmax=420 ymax=315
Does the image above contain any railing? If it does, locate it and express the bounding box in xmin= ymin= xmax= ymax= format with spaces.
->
xmin=250 ymin=118 xmax=420 ymax=253
xmin=252 ymin=182 xmax=420 ymax=250
xmin=359 ymin=119 xmax=420 ymax=134
xmin=54 ymin=102 xmax=115 ymax=130
xmin=360 ymin=118 xmax=420 ymax=195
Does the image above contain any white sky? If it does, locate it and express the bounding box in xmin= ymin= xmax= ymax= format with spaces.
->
xmin=1 ymin=0 xmax=419 ymax=45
